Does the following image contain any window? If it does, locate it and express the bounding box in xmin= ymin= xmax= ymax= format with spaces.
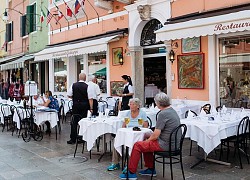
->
xmin=6 ymin=21 xmax=13 ymax=42
xmin=219 ymin=35 xmax=250 ymax=109
xmin=26 ymin=3 xmax=36 ymax=33
xmin=54 ymin=58 xmax=67 ymax=92
xmin=20 ymin=15 xmax=27 ymax=37
xmin=88 ymin=53 xmax=107 ymax=93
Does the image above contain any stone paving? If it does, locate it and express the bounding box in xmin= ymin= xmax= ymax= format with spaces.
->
xmin=0 ymin=118 xmax=250 ymax=180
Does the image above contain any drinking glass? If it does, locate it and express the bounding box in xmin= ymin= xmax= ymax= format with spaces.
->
xmin=138 ymin=118 xmax=143 ymax=127
xmin=124 ymin=117 xmax=130 ymax=127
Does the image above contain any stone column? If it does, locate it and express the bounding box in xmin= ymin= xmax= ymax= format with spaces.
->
xmin=164 ymin=41 xmax=172 ymax=100
xmin=129 ymin=46 xmax=144 ymax=104
xmin=48 ymin=59 xmax=54 ymax=94
xmin=67 ymin=56 xmax=77 ymax=90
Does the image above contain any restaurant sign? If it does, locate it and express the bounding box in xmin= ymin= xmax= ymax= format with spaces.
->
xmin=52 ymin=49 xmax=79 ymax=59
xmin=214 ymin=21 xmax=250 ymax=32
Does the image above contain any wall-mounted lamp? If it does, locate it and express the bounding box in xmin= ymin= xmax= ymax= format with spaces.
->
xmin=2 ymin=11 xmax=8 ymax=22
xmin=169 ymin=49 xmax=175 ymax=64
xmin=118 ymin=53 xmax=124 ymax=65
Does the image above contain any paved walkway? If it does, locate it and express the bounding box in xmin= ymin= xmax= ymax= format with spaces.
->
xmin=0 ymin=118 xmax=250 ymax=180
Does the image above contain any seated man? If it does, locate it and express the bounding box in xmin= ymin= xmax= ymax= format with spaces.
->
xmin=107 ymin=98 xmax=148 ymax=171
xmin=119 ymin=93 xmax=181 ymax=179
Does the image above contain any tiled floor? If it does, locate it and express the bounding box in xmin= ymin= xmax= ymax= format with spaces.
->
xmin=0 ymin=117 xmax=250 ymax=180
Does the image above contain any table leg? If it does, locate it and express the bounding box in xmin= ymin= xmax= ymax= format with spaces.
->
xmin=122 ymin=145 xmax=124 ymax=169
xmin=191 ymin=153 xmax=231 ymax=169
xmin=98 ymin=134 xmax=107 ymax=162
xmin=126 ymin=146 xmax=129 ymax=180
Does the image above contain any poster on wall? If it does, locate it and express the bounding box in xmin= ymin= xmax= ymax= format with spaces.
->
xmin=177 ymin=53 xmax=204 ymax=89
xmin=182 ymin=37 xmax=201 ymax=53
xmin=112 ymin=47 xmax=123 ymax=66
xmin=110 ymin=81 xmax=124 ymax=96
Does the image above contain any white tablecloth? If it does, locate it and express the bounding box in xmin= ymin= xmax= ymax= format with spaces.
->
xmin=13 ymin=108 xmax=59 ymax=129
xmin=181 ymin=110 xmax=250 ymax=154
xmin=114 ymin=127 xmax=153 ymax=156
xmin=0 ymin=105 xmax=12 ymax=124
xmin=78 ymin=117 xmax=123 ymax=151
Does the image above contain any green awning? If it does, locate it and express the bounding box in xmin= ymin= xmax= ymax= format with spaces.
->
xmin=94 ymin=67 xmax=106 ymax=76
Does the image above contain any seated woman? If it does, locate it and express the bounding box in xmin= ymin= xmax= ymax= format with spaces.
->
xmin=107 ymin=98 xmax=148 ymax=171
xmin=41 ymin=90 xmax=59 ymax=133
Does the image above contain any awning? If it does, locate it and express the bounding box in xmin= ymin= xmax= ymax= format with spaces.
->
xmin=94 ymin=67 xmax=106 ymax=76
xmin=155 ymin=10 xmax=250 ymax=41
xmin=34 ymin=35 xmax=120 ymax=61
xmin=0 ymin=54 xmax=34 ymax=70
xmin=0 ymin=53 xmax=24 ymax=64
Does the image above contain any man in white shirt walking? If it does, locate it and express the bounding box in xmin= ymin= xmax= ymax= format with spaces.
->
xmin=87 ymin=75 xmax=100 ymax=117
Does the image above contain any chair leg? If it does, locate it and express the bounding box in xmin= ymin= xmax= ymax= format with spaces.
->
xmin=189 ymin=140 xmax=193 ymax=156
xmin=163 ymin=157 xmax=165 ymax=178
xmin=151 ymin=154 xmax=155 ymax=180
xmin=226 ymin=142 xmax=230 ymax=162
xmin=74 ymin=139 xmax=79 ymax=158
xmin=238 ymin=144 xmax=243 ymax=169
xmin=169 ymin=157 xmax=173 ymax=180
xmin=140 ymin=154 xmax=143 ymax=169
xmin=180 ymin=154 xmax=185 ymax=180
xmin=82 ymin=141 xmax=85 ymax=153
xmin=55 ymin=126 xmax=57 ymax=140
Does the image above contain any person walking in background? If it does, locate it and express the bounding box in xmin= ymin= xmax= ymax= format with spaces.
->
xmin=118 ymin=75 xmax=134 ymax=110
xmin=87 ymin=74 xmax=100 ymax=117
xmin=67 ymin=73 xmax=94 ymax=144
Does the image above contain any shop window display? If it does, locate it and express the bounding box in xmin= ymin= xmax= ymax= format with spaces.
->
xmin=219 ymin=36 xmax=250 ymax=108
xmin=54 ymin=58 xmax=67 ymax=92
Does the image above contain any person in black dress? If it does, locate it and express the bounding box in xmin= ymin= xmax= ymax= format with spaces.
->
xmin=119 ymin=75 xmax=134 ymax=110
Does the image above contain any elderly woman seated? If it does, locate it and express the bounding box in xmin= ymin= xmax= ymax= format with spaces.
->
xmin=107 ymin=98 xmax=148 ymax=171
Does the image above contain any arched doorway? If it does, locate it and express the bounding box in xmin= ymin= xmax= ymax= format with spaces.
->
xmin=141 ymin=19 xmax=166 ymax=106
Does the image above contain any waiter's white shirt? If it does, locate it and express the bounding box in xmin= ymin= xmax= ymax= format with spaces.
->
xmin=67 ymin=80 xmax=95 ymax=99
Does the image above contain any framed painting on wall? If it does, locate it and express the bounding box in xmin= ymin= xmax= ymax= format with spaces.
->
xmin=110 ymin=81 xmax=124 ymax=96
xmin=112 ymin=47 xmax=123 ymax=66
xmin=177 ymin=53 xmax=204 ymax=89
xmin=182 ymin=37 xmax=201 ymax=53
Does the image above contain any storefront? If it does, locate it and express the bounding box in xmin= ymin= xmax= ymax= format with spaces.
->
xmin=155 ymin=8 xmax=250 ymax=108
xmin=34 ymin=29 xmax=128 ymax=96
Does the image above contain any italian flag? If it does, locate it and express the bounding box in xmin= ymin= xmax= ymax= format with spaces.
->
xmin=40 ymin=8 xmax=46 ymax=23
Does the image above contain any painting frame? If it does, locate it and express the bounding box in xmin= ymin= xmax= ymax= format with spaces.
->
xmin=181 ymin=37 xmax=201 ymax=53
xmin=177 ymin=53 xmax=204 ymax=89
xmin=110 ymin=81 xmax=124 ymax=96
xmin=112 ymin=47 xmax=123 ymax=66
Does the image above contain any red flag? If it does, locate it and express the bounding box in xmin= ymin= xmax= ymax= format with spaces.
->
xmin=40 ymin=8 xmax=46 ymax=23
xmin=65 ymin=2 xmax=73 ymax=17
xmin=54 ymin=3 xmax=64 ymax=21
xmin=47 ymin=10 xmax=53 ymax=24
xmin=75 ymin=0 xmax=81 ymax=14
xmin=1 ymin=41 xmax=7 ymax=50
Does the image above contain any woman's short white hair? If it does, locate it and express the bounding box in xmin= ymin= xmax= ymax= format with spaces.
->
xmin=154 ymin=93 xmax=171 ymax=107
xmin=129 ymin=98 xmax=142 ymax=107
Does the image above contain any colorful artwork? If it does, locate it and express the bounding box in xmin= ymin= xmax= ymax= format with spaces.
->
xmin=177 ymin=54 xmax=204 ymax=89
xmin=112 ymin=47 xmax=123 ymax=66
xmin=182 ymin=37 xmax=201 ymax=53
xmin=110 ymin=81 xmax=124 ymax=96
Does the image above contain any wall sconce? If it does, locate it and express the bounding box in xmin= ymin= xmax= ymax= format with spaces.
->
xmin=118 ymin=53 xmax=124 ymax=65
xmin=169 ymin=49 xmax=175 ymax=64
xmin=2 ymin=11 xmax=8 ymax=22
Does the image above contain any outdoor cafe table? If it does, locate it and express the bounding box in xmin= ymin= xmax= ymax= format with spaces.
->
xmin=78 ymin=116 xmax=123 ymax=161
xmin=180 ymin=109 xmax=250 ymax=167
xmin=13 ymin=107 xmax=59 ymax=129
xmin=114 ymin=127 xmax=153 ymax=173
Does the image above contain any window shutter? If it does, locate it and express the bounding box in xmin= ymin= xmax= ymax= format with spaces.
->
xmin=6 ymin=23 xmax=11 ymax=42
xmin=20 ymin=15 xmax=27 ymax=37
xmin=26 ymin=5 xmax=34 ymax=33
xmin=10 ymin=22 xmax=13 ymax=41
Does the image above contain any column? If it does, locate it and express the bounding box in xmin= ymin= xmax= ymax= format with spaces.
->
xmin=164 ymin=41 xmax=172 ymax=100
xmin=129 ymin=46 xmax=144 ymax=104
xmin=48 ymin=59 xmax=54 ymax=94
xmin=67 ymin=56 xmax=77 ymax=89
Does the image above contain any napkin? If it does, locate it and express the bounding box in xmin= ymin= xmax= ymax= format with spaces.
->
xmin=221 ymin=105 xmax=227 ymax=114
xmin=20 ymin=100 xmax=24 ymax=106
xmin=187 ymin=110 xmax=195 ymax=119
xmin=200 ymin=109 xmax=207 ymax=116
xmin=211 ymin=106 xmax=217 ymax=115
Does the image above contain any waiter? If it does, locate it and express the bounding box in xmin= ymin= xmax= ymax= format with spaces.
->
xmin=67 ymin=73 xmax=94 ymax=144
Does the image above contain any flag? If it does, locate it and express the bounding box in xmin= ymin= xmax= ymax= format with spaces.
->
xmin=40 ymin=8 xmax=46 ymax=23
xmin=65 ymin=2 xmax=73 ymax=17
xmin=82 ymin=0 xmax=85 ymax=6
xmin=54 ymin=3 xmax=64 ymax=21
xmin=1 ymin=41 xmax=7 ymax=50
xmin=47 ymin=10 xmax=53 ymax=24
xmin=75 ymin=0 xmax=81 ymax=14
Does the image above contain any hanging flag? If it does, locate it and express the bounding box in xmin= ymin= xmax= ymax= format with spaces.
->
xmin=82 ymin=0 xmax=85 ymax=6
xmin=47 ymin=10 xmax=53 ymax=24
xmin=75 ymin=0 xmax=81 ymax=14
xmin=1 ymin=41 xmax=7 ymax=50
xmin=64 ymin=1 xmax=73 ymax=17
xmin=40 ymin=8 xmax=46 ymax=23
xmin=54 ymin=3 xmax=64 ymax=21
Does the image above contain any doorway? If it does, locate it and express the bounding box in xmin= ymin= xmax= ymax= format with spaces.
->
xmin=144 ymin=56 xmax=166 ymax=106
